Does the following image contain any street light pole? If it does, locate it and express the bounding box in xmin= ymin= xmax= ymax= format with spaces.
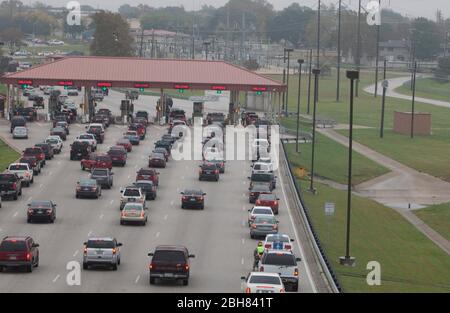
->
xmin=339 ymin=69 xmax=359 ymax=268
xmin=296 ymin=59 xmax=304 ymax=153
xmin=308 ymin=68 xmax=321 ymax=194
xmin=411 ymin=61 xmax=417 ymax=139
xmin=380 ymin=59 xmax=387 ymax=138
xmin=203 ymin=42 xmax=211 ymax=60
xmin=285 ymin=48 xmax=294 ymax=116
xmin=355 ymin=0 xmax=362 ymax=97
xmin=374 ymin=0 xmax=381 ymax=98
xmin=336 ymin=0 xmax=342 ymax=102
xmin=316 ymin=0 xmax=321 ymax=102
xmin=307 ymin=49 xmax=313 ymax=115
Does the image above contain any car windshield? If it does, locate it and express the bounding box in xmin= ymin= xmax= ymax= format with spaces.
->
xmin=262 ymin=253 xmax=296 ymax=266
xmin=30 ymin=201 xmax=52 ymax=208
xmin=9 ymin=164 xmax=28 ymax=171
xmin=184 ymin=190 xmax=203 ymax=196
xmin=253 ymin=208 xmax=272 ymax=215
xmin=80 ymin=180 xmax=96 ymax=186
xmin=135 ymin=182 xmax=152 ymax=189
xmin=86 ymin=240 xmax=114 ymax=249
xmin=153 ymin=250 xmax=185 ymax=262
xmin=124 ymin=189 xmax=140 ymax=197
xmin=123 ymin=204 xmax=143 ymax=211
xmin=24 ymin=148 xmax=41 ymax=154
xmin=92 ymin=169 xmax=107 ymax=176
xmin=46 ymin=139 xmax=58 ymax=144
xmin=108 ymin=150 xmax=124 ymax=155
xmin=258 ymin=194 xmax=276 ymax=201
xmin=202 ymin=165 xmax=217 ymax=170
xmin=255 ymin=216 xmax=276 ymax=224
xmin=249 ymin=275 xmax=281 ymax=285
xmin=89 ymin=126 xmax=102 ymax=131
xmin=0 ymin=174 xmax=16 ymax=181
xmin=0 ymin=241 xmax=27 ymax=252
xmin=139 ymin=170 xmax=155 ymax=176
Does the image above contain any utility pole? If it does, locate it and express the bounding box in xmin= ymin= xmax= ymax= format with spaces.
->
xmin=203 ymin=41 xmax=211 ymax=60
xmin=308 ymin=68 xmax=321 ymax=195
xmin=336 ymin=0 xmax=342 ymax=102
xmin=444 ymin=32 xmax=449 ymax=58
xmin=226 ymin=4 xmax=230 ymax=61
xmin=374 ymin=0 xmax=381 ymax=97
xmin=241 ymin=12 xmax=246 ymax=61
xmin=285 ymin=48 xmax=294 ymax=116
xmin=411 ymin=61 xmax=417 ymax=139
xmin=296 ymin=59 xmax=304 ymax=153
xmin=282 ymin=46 xmax=287 ymax=114
xmin=307 ymin=49 xmax=313 ymax=115
xmin=380 ymin=60 xmax=387 ymax=138
xmin=316 ymin=0 xmax=321 ymax=101
xmin=355 ymin=0 xmax=362 ymax=97
xmin=139 ymin=28 xmax=144 ymax=58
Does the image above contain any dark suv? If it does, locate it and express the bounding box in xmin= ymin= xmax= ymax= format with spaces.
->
xmin=198 ymin=163 xmax=219 ymax=181
xmin=10 ymin=116 xmax=26 ymax=133
xmin=23 ymin=147 xmax=46 ymax=167
xmin=148 ymin=245 xmax=195 ymax=286
xmin=0 ymin=236 xmax=39 ymax=273
xmin=70 ymin=141 xmax=92 ymax=161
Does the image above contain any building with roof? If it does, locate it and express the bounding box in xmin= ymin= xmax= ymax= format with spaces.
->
xmin=379 ymin=39 xmax=410 ymax=62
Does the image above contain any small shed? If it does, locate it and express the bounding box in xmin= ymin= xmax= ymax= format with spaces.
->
xmin=393 ymin=111 xmax=431 ymax=136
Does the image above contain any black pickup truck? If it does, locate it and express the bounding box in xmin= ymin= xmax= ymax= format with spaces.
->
xmin=0 ymin=173 xmax=22 ymax=200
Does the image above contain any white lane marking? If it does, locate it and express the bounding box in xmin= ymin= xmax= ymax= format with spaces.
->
xmin=135 ymin=275 xmax=140 ymax=284
xmin=99 ymin=214 xmax=104 ymax=220
xmin=164 ymin=214 xmax=168 ymax=220
xmin=243 ymin=193 xmax=246 ymax=197
xmin=278 ymin=164 xmax=317 ymax=293
xmin=242 ymin=220 xmax=246 ymax=227
xmin=57 ymin=161 xmax=61 ymax=165
xmin=13 ymin=212 xmax=18 ymax=218
xmin=87 ymin=230 xmax=93 ymax=237
xmin=27 ymin=197 xmax=33 ymax=202
xmin=170 ymin=200 xmax=174 ymax=206
xmin=52 ymin=275 xmax=60 ymax=283
xmin=241 ymin=258 xmax=245 ymax=265
xmin=242 ymin=238 xmax=245 ymax=245
xmin=49 ymin=171 xmax=53 ymax=176
xmin=127 ymin=175 xmax=131 ymax=179
xmin=242 ymin=205 xmax=247 ymax=211
xmin=39 ymin=184 xmax=43 ymax=188
xmin=243 ymin=181 xmax=247 ymax=185
xmin=155 ymin=232 xmax=160 ymax=238
xmin=73 ymin=250 xmax=79 ymax=257
xmin=176 ymin=187 xmax=180 ymax=192
xmin=110 ymin=200 xmax=114 ymax=205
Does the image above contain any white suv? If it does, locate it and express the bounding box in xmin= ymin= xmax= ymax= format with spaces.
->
xmin=7 ymin=163 xmax=34 ymax=187
xmin=120 ymin=186 xmax=146 ymax=210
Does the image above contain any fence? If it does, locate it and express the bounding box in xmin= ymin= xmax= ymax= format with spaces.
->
xmin=280 ymin=138 xmax=343 ymax=293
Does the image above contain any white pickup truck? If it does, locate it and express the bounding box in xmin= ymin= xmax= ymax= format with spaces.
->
xmin=258 ymin=249 xmax=301 ymax=292
xmin=7 ymin=163 xmax=34 ymax=187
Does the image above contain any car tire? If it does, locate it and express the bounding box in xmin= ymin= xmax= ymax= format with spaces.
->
xmin=292 ymin=283 xmax=299 ymax=292
xmin=0 ymin=266 xmax=3 ymax=272
xmin=27 ymin=218 xmax=32 ymax=223
xmin=19 ymin=188 xmax=22 ymax=196
xmin=112 ymin=264 xmax=118 ymax=271
xmin=13 ymin=194 xmax=18 ymax=200
xmin=81 ymin=165 xmax=85 ymax=171
xmin=201 ymin=205 xmax=204 ymax=210
xmin=26 ymin=264 xmax=33 ymax=273
xmin=75 ymin=194 xmax=79 ymax=199
xmin=83 ymin=263 xmax=88 ymax=270
xmin=120 ymin=221 xmax=124 ymax=225
xmin=250 ymin=234 xmax=255 ymax=239
xmin=150 ymin=277 xmax=156 ymax=285
xmin=182 ymin=279 xmax=189 ymax=286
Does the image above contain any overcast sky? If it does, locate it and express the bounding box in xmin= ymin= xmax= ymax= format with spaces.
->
xmin=27 ymin=0 xmax=450 ymax=19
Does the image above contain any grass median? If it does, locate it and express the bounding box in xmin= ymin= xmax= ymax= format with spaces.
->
xmin=396 ymin=77 xmax=450 ymax=103
xmin=0 ymin=139 xmax=20 ymax=171
xmin=296 ymin=180 xmax=450 ymax=292
xmin=415 ymin=203 xmax=450 ymax=242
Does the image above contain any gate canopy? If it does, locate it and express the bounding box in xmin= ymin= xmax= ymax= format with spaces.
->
xmin=1 ymin=56 xmax=286 ymax=93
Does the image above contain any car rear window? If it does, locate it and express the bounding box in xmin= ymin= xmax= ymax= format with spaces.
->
xmin=0 ymin=240 xmax=27 ymax=252
xmin=258 ymin=194 xmax=275 ymax=201
xmin=202 ymin=165 xmax=217 ymax=170
xmin=262 ymin=253 xmax=296 ymax=266
xmin=0 ymin=174 xmax=16 ymax=181
xmin=135 ymin=182 xmax=153 ymax=189
xmin=92 ymin=169 xmax=107 ymax=176
xmin=108 ymin=150 xmax=124 ymax=155
xmin=139 ymin=170 xmax=155 ymax=176
xmin=9 ymin=164 xmax=28 ymax=171
xmin=96 ymin=156 xmax=111 ymax=162
xmin=255 ymin=216 xmax=276 ymax=224
xmin=24 ymin=148 xmax=41 ymax=154
xmin=253 ymin=208 xmax=272 ymax=215
xmin=251 ymin=174 xmax=272 ymax=182
xmin=124 ymin=189 xmax=140 ymax=197
xmin=87 ymin=240 xmax=114 ymax=249
xmin=249 ymin=275 xmax=281 ymax=285
xmin=153 ymin=250 xmax=186 ymax=262
xmin=267 ymin=236 xmax=289 ymax=243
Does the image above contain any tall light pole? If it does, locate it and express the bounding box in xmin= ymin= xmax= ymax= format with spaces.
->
xmin=374 ymin=0 xmax=381 ymax=98
xmin=411 ymin=61 xmax=417 ymax=139
xmin=282 ymin=48 xmax=287 ymax=115
xmin=336 ymin=0 xmax=342 ymax=102
xmin=203 ymin=41 xmax=211 ymax=60
xmin=380 ymin=59 xmax=388 ymax=138
xmin=316 ymin=0 xmax=321 ymax=102
xmin=339 ymin=69 xmax=359 ymax=268
xmin=308 ymin=68 xmax=320 ymax=194
xmin=296 ymin=59 xmax=305 ymax=153
xmin=307 ymin=49 xmax=313 ymax=115
xmin=285 ymin=48 xmax=294 ymax=116
xmin=355 ymin=0 xmax=362 ymax=97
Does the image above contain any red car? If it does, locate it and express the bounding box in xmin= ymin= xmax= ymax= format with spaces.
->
xmin=116 ymin=138 xmax=132 ymax=152
xmin=129 ymin=123 xmax=146 ymax=140
xmin=81 ymin=153 xmax=112 ymax=171
xmin=136 ymin=168 xmax=159 ymax=186
xmin=148 ymin=153 xmax=166 ymax=168
xmin=255 ymin=193 xmax=280 ymax=215
xmin=0 ymin=236 xmax=39 ymax=273
xmin=23 ymin=147 xmax=46 ymax=167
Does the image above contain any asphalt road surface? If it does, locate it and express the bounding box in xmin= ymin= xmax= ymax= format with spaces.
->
xmin=0 ymin=89 xmax=316 ymax=293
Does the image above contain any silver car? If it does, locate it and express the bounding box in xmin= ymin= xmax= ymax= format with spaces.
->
xmin=250 ymin=215 xmax=279 ymax=239
xmin=83 ymin=237 xmax=122 ymax=270
xmin=13 ymin=126 xmax=28 ymax=139
xmin=120 ymin=203 xmax=148 ymax=226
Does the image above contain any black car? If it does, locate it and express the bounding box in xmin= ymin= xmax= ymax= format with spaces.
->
xmin=206 ymin=159 xmax=226 ymax=174
xmin=76 ymin=179 xmax=102 ymax=199
xmin=10 ymin=116 xmax=26 ymax=133
xmin=34 ymin=143 xmax=54 ymax=160
xmin=135 ymin=111 xmax=148 ymax=121
xmin=249 ymin=172 xmax=277 ymax=190
xmin=107 ymin=147 xmax=127 ymax=167
xmin=97 ymin=109 xmax=113 ymax=124
xmin=0 ymin=173 xmax=22 ymax=200
xmin=161 ymin=134 xmax=177 ymax=144
xmin=27 ymin=200 xmax=56 ymax=223
xmin=70 ymin=141 xmax=91 ymax=160
xmin=90 ymin=168 xmax=114 ymax=189
xmin=13 ymin=107 xmax=37 ymax=122
xmin=248 ymin=184 xmax=272 ymax=204
xmin=181 ymin=189 xmax=206 ymax=210
xmin=154 ymin=140 xmax=172 ymax=155
xmin=50 ymin=127 xmax=67 ymax=141
xmin=134 ymin=180 xmax=157 ymax=200
xmin=55 ymin=121 xmax=70 ymax=135
xmin=198 ymin=163 xmax=219 ymax=182
xmin=152 ymin=148 xmax=169 ymax=162
xmin=148 ymin=246 xmax=195 ymax=286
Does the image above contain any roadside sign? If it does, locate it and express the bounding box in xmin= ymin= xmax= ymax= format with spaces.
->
xmin=325 ymin=202 xmax=335 ymax=216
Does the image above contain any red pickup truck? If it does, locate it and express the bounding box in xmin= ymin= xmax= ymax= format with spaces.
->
xmin=81 ymin=153 xmax=112 ymax=171
xmin=23 ymin=147 xmax=46 ymax=168
xmin=136 ymin=168 xmax=159 ymax=186
xmin=0 ymin=236 xmax=40 ymax=273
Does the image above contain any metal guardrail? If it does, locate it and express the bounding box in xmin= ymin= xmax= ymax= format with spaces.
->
xmin=279 ymin=126 xmax=313 ymax=142
xmin=280 ymin=139 xmax=342 ymax=293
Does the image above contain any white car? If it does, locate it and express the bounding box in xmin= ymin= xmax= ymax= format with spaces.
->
xmin=45 ymin=136 xmax=63 ymax=154
xmin=248 ymin=206 xmax=274 ymax=226
xmin=241 ymin=272 xmax=285 ymax=293
xmin=252 ymin=162 xmax=273 ymax=173
xmin=12 ymin=126 xmax=28 ymax=139
xmin=76 ymin=133 xmax=97 ymax=151
xmin=120 ymin=186 xmax=146 ymax=210
xmin=7 ymin=163 xmax=34 ymax=187
xmin=48 ymin=39 xmax=65 ymax=46
xmin=263 ymin=234 xmax=295 ymax=251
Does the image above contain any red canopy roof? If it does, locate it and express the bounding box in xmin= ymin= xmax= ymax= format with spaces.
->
xmin=1 ymin=56 xmax=286 ymax=92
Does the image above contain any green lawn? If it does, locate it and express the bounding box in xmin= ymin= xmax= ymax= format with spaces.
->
xmin=415 ymin=203 xmax=450 ymax=242
xmin=25 ymin=44 xmax=90 ymax=56
xmin=284 ymin=134 xmax=388 ymax=185
xmin=297 ymin=180 xmax=450 ymax=292
xmin=337 ymin=128 xmax=450 ymax=182
xmin=0 ymin=139 xmax=20 ymax=170
xmin=396 ymin=78 xmax=450 ymax=103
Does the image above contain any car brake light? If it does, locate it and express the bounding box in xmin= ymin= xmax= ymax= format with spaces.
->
xmin=26 ymin=253 xmax=31 ymax=261
xmin=46 ymin=209 xmax=52 ymax=214
xmin=149 ymin=263 xmax=154 ymax=270
xmin=12 ymin=183 xmax=17 ymax=189
xmin=245 ymin=287 xmax=251 ymax=294
xmin=27 ymin=208 xmax=33 ymax=214
xmin=112 ymin=248 xmax=117 ymax=255
xmin=40 ymin=153 xmax=45 ymax=159
xmin=252 ymin=224 xmax=257 ymax=229
xmin=294 ymin=268 xmax=299 ymax=277
xmin=140 ymin=211 xmax=145 ymax=218
xmin=280 ymin=288 xmax=285 ymax=293
xmin=274 ymin=201 xmax=278 ymax=206
xmin=285 ymin=244 xmax=292 ymax=250
xmin=255 ymin=200 xmax=261 ymax=205
xmin=83 ymin=248 xmax=87 ymax=255
xmin=259 ymin=266 xmax=264 ymax=272
xmin=185 ymin=264 xmax=189 ymax=271
xmin=250 ymin=193 xmax=255 ymax=196
xmin=265 ymin=244 xmax=271 ymax=249
xmin=182 ymin=196 xmax=188 ymax=201
xmin=215 ymin=170 xmax=219 ymax=174
xmin=273 ymin=225 xmax=278 ymax=230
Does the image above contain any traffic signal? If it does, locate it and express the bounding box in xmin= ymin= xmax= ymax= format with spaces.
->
xmin=256 ymin=91 xmax=263 ymax=96
xmin=21 ymin=84 xmax=28 ymax=90
xmin=139 ymin=88 xmax=144 ymax=92
xmin=216 ymin=90 xmax=222 ymax=95
xmin=178 ymin=89 xmax=185 ymax=94
xmin=102 ymin=87 xmax=107 ymax=92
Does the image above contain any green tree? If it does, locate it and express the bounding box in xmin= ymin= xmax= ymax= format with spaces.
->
xmin=411 ymin=18 xmax=440 ymax=60
xmin=119 ymin=4 xmax=140 ymax=19
xmin=90 ymin=11 xmax=134 ymax=57
xmin=435 ymin=56 xmax=450 ymax=80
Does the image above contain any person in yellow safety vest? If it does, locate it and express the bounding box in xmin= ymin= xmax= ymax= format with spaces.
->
xmin=253 ymin=241 xmax=265 ymax=270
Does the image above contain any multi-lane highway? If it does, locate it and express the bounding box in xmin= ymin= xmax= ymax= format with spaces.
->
xmin=0 ymin=89 xmax=317 ymax=292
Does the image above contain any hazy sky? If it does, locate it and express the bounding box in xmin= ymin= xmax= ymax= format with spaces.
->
xmin=26 ymin=0 xmax=450 ymax=19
